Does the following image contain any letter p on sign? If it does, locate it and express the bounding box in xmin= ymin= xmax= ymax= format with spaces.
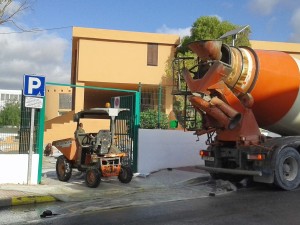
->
xmin=23 ymin=75 xmax=45 ymax=97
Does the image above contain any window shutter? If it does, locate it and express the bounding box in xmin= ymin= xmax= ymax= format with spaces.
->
xmin=147 ymin=43 xmax=158 ymax=66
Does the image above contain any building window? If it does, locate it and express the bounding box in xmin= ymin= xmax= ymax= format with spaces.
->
xmin=141 ymin=86 xmax=165 ymax=112
xmin=59 ymin=93 xmax=72 ymax=110
xmin=10 ymin=94 xmax=18 ymax=101
xmin=147 ymin=43 xmax=158 ymax=66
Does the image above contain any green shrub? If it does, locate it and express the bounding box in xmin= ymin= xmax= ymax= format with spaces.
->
xmin=140 ymin=109 xmax=169 ymax=129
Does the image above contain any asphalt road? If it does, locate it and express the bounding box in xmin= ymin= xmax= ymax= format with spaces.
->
xmin=3 ymin=183 xmax=300 ymax=225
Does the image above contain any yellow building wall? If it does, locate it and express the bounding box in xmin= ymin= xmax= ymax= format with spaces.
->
xmin=73 ymin=82 xmax=85 ymax=113
xmin=45 ymin=86 xmax=72 ymax=120
xmin=72 ymin=27 xmax=179 ymax=115
xmin=77 ymin=39 xmax=174 ymax=85
xmin=251 ymin=40 xmax=300 ymax=60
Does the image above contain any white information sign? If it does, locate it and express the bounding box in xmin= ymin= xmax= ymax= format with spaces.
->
xmin=25 ymin=96 xmax=44 ymax=109
xmin=114 ymin=97 xmax=120 ymax=108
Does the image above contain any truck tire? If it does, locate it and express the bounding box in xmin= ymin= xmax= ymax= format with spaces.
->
xmin=274 ymin=147 xmax=300 ymax=190
xmin=118 ymin=166 xmax=133 ymax=183
xmin=56 ymin=155 xmax=72 ymax=182
xmin=85 ymin=168 xmax=101 ymax=188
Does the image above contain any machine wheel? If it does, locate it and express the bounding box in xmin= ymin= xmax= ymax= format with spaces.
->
xmin=118 ymin=166 xmax=133 ymax=183
xmin=85 ymin=168 xmax=101 ymax=188
xmin=274 ymin=147 xmax=300 ymax=190
xmin=56 ymin=155 xmax=72 ymax=182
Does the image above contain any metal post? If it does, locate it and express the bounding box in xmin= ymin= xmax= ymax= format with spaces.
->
xmin=27 ymin=108 xmax=35 ymax=185
xmin=37 ymin=99 xmax=46 ymax=183
xmin=132 ymin=85 xmax=141 ymax=172
xmin=158 ymin=84 xmax=162 ymax=128
xmin=111 ymin=116 xmax=116 ymax=145
xmin=232 ymin=34 xmax=237 ymax=46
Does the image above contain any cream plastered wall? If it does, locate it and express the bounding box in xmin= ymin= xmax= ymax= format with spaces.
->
xmin=45 ymin=86 xmax=72 ymax=120
xmin=73 ymin=83 xmax=85 ymax=113
xmin=251 ymin=40 xmax=300 ymax=60
xmin=72 ymin=27 xmax=179 ymax=115
xmin=77 ymin=39 xmax=175 ymax=85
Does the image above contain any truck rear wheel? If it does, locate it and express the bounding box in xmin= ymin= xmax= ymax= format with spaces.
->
xmin=85 ymin=168 xmax=101 ymax=188
xmin=56 ymin=155 xmax=72 ymax=182
xmin=274 ymin=147 xmax=300 ymax=190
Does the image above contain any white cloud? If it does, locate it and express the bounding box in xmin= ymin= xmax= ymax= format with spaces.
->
xmin=0 ymin=27 xmax=70 ymax=90
xmin=249 ymin=0 xmax=280 ymax=15
xmin=290 ymin=8 xmax=300 ymax=42
xmin=156 ymin=24 xmax=191 ymax=39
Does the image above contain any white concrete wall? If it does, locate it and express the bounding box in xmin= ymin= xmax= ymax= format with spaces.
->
xmin=137 ymin=129 xmax=207 ymax=175
xmin=0 ymin=154 xmax=39 ymax=184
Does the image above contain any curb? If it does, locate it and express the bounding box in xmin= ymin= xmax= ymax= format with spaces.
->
xmin=0 ymin=195 xmax=57 ymax=208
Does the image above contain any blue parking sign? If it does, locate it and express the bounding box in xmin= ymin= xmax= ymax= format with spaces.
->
xmin=23 ymin=74 xmax=45 ymax=97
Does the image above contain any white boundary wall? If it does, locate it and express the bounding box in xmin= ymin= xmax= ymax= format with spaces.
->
xmin=137 ymin=129 xmax=207 ymax=175
xmin=0 ymin=154 xmax=39 ymax=184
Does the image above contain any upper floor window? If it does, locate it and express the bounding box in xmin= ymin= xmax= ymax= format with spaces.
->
xmin=59 ymin=93 xmax=72 ymax=110
xmin=147 ymin=43 xmax=158 ymax=66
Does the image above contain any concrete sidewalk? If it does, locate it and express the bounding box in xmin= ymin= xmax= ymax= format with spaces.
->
xmin=0 ymin=156 xmax=220 ymax=209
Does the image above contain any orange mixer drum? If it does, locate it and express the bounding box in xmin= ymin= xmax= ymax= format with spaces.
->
xmin=186 ymin=41 xmax=300 ymax=135
xmin=249 ymin=49 xmax=300 ymax=135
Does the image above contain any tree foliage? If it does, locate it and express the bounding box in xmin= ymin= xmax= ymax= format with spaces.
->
xmin=178 ymin=16 xmax=251 ymax=54
xmin=140 ymin=109 xmax=169 ymax=129
xmin=0 ymin=101 xmax=21 ymax=126
xmin=0 ymin=0 xmax=31 ymax=29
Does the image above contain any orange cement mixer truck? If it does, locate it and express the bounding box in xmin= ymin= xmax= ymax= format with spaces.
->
xmin=175 ymin=40 xmax=300 ymax=190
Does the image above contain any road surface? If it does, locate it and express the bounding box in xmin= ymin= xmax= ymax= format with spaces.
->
xmin=2 ymin=183 xmax=300 ymax=225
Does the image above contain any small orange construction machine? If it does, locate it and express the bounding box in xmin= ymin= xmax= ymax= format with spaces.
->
xmin=52 ymin=108 xmax=133 ymax=188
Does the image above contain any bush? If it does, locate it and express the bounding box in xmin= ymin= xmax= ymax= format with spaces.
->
xmin=140 ymin=109 xmax=169 ymax=129
xmin=0 ymin=101 xmax=21 ymax=127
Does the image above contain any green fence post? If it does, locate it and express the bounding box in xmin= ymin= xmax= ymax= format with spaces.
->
xmin=158 ymin=84 xmax=162 ymax=128
xmin=133 ymin=87 xmax=141 ymax=172
xmin=37 ymin=98 xmax=45 ymax=183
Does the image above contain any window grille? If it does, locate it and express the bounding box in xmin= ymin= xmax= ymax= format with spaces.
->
xmin=59 ymin=93 xmax=72 ymax=109
xmin=147 ymin=43 xmax=158 ymax=66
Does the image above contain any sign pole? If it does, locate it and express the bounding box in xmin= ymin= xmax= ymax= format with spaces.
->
xmin=23 ymin=74 xmax=45 ymax=185
xmin=27 ymin=108 xmax=35 ymax=185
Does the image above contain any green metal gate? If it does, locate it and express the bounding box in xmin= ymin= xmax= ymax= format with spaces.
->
xmin=19 ymin=95 xmax=39 ymax=153
xmin=46 ymin=82 xmax=141 ymax=172
xmin=19 ymin=94 xmax=45 ymax=183
xmin=111 ymin=95 xmax=138 ymax=171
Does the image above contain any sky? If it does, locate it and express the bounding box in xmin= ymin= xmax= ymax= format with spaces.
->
xmin=0 ymin=0 xmax=300 ymax=90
